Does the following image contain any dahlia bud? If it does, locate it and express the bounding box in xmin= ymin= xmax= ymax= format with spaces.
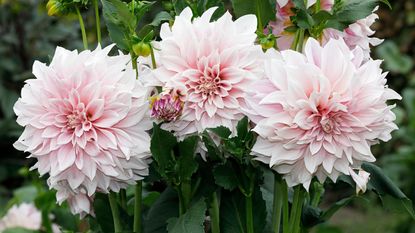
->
xmin=46 ymin=0 xmax=60 ymax=16
xmin=133 ymin=42 xmax=152 ymax=57
xmin=150 ymin=89 xmax=184 ymax=122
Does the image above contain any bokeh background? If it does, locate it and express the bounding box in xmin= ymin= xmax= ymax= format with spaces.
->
xmin=0 ymin=0 xmax=414 ymax=232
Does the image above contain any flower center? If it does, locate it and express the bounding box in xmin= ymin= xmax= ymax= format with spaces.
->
xmin=320 ymin=118 xmax=333 ymax=133
xmin=66 ymin=110 xmax=88 ymax=130
xmin=198 ymin=76 xmax=220 ymax=96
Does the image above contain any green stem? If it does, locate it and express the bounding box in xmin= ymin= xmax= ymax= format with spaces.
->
xmin=42 ymin=210 xmax=53 ymax=233
xmin=292 ymin=191 xmax=305 ymax=233
xmin=120 ymin=189 xmax=127 ymax=210
xmin=150 ymin=45 xmax=157 ymax=69
xmin=296 ymin=29 xmax=305 ymax=52
xmin=209 ymin=192 xmax=220 ymax=233
xmin=93 ymin=0 xmax=101 ymax=44
xmin=289 ymin=186 xmax=305 ymax=233
xmin=109 ymin=192 xmax=122 ymax=233
xmin=282 ymin=182 xmax=289 ymax=233
xmin=76 ymin=6 xmax=88 ymax=50
xmin=245 ymin=194 xmax=254 ymax=233
xmin=288 ymin=186 xmax=300 ymax=233
xmin=272 ymin=174 xmax=283 ymax=233
xmin=255 ymin=0 xmax=263 ymax=31
xmin=181 ymin=181 xmax=192 ymax=213
xmin=131 ymin=54 xmax=138 ymax=79
xmin=134 ymin=181 xmax=143 ymax=233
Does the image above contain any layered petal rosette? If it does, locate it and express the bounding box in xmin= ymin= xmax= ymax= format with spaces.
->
xmin=154 ymin=7 xmax=264 ymax=137
xmin=0 ymin=203 xmax=61 ymax=233
xmin=13 ymin=45 xmax=153 ymax=216
xmin=244 ymin=38 xmax=401 ymax=189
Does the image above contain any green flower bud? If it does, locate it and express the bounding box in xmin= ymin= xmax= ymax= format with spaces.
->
xmin=133 ymin=42 xmax=151 ymax=57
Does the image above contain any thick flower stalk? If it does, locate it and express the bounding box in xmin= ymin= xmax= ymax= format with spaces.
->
xmin=154 ymin=7 xmax=264 ymax=138
xmin=13 ymin=45 xmax=153 ymax=217
xmin=244 ymin=38 xmax=401 ymax=189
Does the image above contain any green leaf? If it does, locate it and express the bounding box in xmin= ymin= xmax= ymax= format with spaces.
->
xmin=321 ymin=196 xmax=355 ymax=221
xmin=296 ymin=10 xmax=315 ymax=29
xmin=13 ymin=185 xmax=38 ymax=203
xmin=327 ymin=0 xmax=388 ymax=30
xmin=208 ymin=126 xmax=232 ymax=139
xmin=2 ymin=228 xmax=37 ymax=233
xmin=144 ymin=188 xmax=179 ymax=233
xmin=376 ymin=41 xmax=413 ymax=74
xmin=202 ymin=131 xmax=222 ymax=161
xmin=167 ymin=199 xmax=207 ymax=233
xmin=302 ymin=205 xmax=324 ymax=228
xmin=236 ymin=117 xmax=249 ymax=140
xmin=362 ymin=163 xmax=415 ymax=219
xmin=34 ymin=191 xmax=56 ymax=211
xmin=150 ymin=123 xmax=178 ymax=177
xmin=92 ymin=194 xmax=114 ymax=233
xmin=150 ymin=11 xmax=173 ymax=26
xmin=231 ymin=0 xmax=276 ymax=29
xmin=130 ymin=0 xmax=156 ymax=23
xmin=177 ymin=135 xmax=200 ymax=182
xmin=196 ymin=0 xmax=226 ymax=20
xmin=220 ymin=187 xmax=266 ymax=233
xmin=101 ymin=0 xmax=136 ymax=50
xmin=213 ymin=162 xmax=239 ymax=191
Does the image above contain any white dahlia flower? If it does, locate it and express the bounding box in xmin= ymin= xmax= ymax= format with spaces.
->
xmin=244 ymin=38 xmax=400 ymax=189
xmin=13 ymin=45 xmax=153 ymax=216
xmin=153 ymin=7 xmax=264 ymax=138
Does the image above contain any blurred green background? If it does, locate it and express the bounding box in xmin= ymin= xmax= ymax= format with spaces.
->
xmin=0 ymin=0 xmax=414 ymax=232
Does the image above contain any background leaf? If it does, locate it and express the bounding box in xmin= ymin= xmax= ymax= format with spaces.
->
xmin=166 ymin=199 xmax=207 ymax=233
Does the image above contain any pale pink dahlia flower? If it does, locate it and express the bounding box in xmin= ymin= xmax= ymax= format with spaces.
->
xmin=0 ymin=203 xmax=41 ymax=231
xmin=14 ymin=45 xmax=153 ymax=216
xmin=244 ymin=38 xmax=400 ymax=189
xmin=154 ymin=7 xmax=264 ymax=137
xmin=0 ymin=203 xmax=61 ymax=233
xmin=323 ymin=8 xmax=383 ymax=60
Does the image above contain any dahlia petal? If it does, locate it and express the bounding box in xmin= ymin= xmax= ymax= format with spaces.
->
xmin=58 ymin=145 xmax=76 ymax=171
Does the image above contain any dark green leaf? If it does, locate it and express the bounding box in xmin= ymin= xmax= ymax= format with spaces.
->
xmin=167 ymin=199 xmax=206 ymax=233
xmin=327 ymin=0 xmax=389 ymax=30
xmin=362 ymin=163 xmax=415 ymax=219
xmin=150 ymin=11 xmax=173 ymax=26
xmin=101 ymin=0 xmax=136 ymax=50
xmin=231 ymin=0 xmax=276 ymax=29
xmin=92 ymin=194 xmax=114 ymax=233
xmin=302 ymin=205 xmax=324 ymax=227
xmin=208 ymin=126 xmax=232 ymax=139
xmin=236 ymin=117 xmax=249 ymax=140
xmin=150 ymin=123 xmax=178 ymax=177
xmin=321 ymin=196 xmax=355 ymax=221
xmin=220 ymin=187 xmax=266 ymax=233
xmin=213 ymin=162 xmax=239 ymax=191
xmin=144 ymin=188 xmax=179 ymax=233
xmin=177 ymin=135 xmax=199 ymax=181
xmin=202 ymin=131 xmax=222 ymax=161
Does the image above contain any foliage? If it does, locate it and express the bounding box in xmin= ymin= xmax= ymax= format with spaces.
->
xmin=1 ymin=0 xmax=415 ymax=233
